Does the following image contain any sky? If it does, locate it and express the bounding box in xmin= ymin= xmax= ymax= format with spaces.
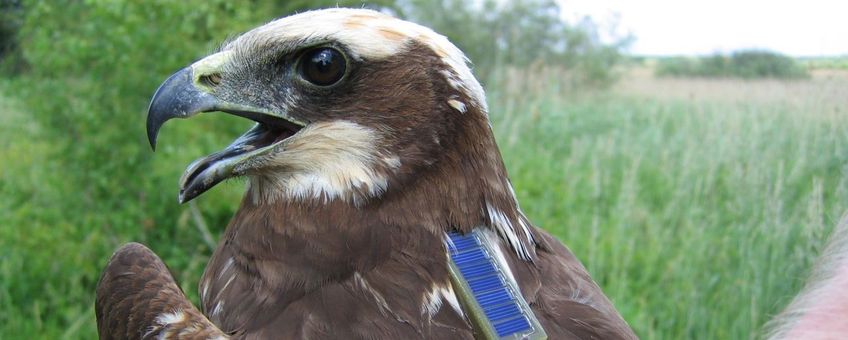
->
xmin=559 ymin=0 xmax=848 ymax=56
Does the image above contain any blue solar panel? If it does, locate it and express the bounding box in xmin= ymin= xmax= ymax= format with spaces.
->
xmin=447 ymin=230 xmax=543 ymax=339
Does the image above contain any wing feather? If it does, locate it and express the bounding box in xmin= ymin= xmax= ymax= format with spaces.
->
xmin=95 ymin=242 xmax=227 ymax=340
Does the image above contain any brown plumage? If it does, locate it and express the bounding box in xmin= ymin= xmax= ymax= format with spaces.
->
xmin=96 ymin=243 xmax=226 ymax=339
xmin=96 ymin=8 xmax=637 ymax=339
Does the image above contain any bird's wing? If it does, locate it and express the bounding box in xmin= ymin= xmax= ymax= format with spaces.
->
xmin=95 ymin=242 xmax=227 ymax=340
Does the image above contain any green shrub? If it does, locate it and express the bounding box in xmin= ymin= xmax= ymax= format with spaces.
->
xmin=398 ymin=0 xmax=632 ymax=86
xmin=654 ymin=57 xmax=699 ymax=76
xmin=730 ymin=50 xmax=808 ymax=78
xmin=656 ymin=50 xmax=808 ymax=79
xmin=0 ymin=0 xmax=26 ymax=73
xmin=802 ymin=57 xmax=848 ymax=70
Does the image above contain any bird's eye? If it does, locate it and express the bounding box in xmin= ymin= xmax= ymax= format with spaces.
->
xmin=299 ymin=47 xmax=346 ymax=86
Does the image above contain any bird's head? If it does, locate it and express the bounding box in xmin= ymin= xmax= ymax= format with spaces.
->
xmin=148 ymin=8 xmax=493 ymax=206
xmin=150 ymin=8 xmax=538 ymax=259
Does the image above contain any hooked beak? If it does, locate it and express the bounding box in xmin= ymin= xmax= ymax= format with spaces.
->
xmin=146 ymin=53 xmax=306 ymax=203
xmin=146 ymin=67 xmax=217 ymax=150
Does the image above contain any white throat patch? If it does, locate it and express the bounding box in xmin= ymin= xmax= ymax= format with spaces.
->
xmin=246 ymin=120 xmax=393 ymax=204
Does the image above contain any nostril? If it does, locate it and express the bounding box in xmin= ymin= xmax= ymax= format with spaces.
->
xmin=199 ymin=73 xmax=222 ymax=87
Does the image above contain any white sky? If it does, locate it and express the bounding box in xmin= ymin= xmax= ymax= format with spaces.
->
xmin=559 ymin=0 xmax=848 ymax=56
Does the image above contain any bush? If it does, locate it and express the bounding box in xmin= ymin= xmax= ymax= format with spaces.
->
xmin=397 ymin=0 xmax=632 ymax=86
xmin=730 ymin=50 xmax=808 ymax=78
xmin=802 ymin=57 xmax=848 ymax=70
xmin=656 ymin=50 xmax=808 ymax=79
xmin=0 ymin=0 xmax=26 ymax=73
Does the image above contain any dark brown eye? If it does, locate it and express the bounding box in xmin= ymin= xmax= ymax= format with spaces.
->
xmin=299 ymin=47 xmax=346 ymax=86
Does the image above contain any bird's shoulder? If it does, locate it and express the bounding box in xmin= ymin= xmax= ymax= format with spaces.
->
xmin=95 ymin=242 xmax=226 ymax=340
xmin=503 ymin=227 xmax=638 ymax=340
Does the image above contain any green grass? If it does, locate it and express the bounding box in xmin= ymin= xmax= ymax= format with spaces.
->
xmin=488 ymin=71 xmax=848 ymax=338
xmin=1 ymin=71 xmax=847 ymax=338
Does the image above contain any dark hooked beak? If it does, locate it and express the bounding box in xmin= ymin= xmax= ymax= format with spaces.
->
xmin=146 ymin=67 xmax=217 ymax=151
xmin=146 ymin=55 xmax=306 ymax=203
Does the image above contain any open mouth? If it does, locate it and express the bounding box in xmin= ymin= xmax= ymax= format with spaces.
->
xmin=146 ymin=65 xmax=308 ymax=203
xmin=177 ymin=113 xmax=305 ymax=203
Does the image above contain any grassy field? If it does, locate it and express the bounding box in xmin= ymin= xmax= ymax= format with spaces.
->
xmin=1 ymin=68 xmax=847 ymax=338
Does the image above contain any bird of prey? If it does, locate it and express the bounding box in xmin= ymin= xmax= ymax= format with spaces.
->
xmin=96 ymin=8 xmax=636 ymax=340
